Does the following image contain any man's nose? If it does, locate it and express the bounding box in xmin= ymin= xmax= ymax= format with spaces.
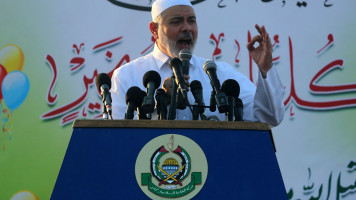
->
xmin=181 ymin=21 xmax=193 ymax=32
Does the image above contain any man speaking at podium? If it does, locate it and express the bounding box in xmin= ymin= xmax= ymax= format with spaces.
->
xmin=111 ymin=0 xmax=285 ymax=126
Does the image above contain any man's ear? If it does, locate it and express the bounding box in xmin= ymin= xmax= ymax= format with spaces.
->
xmin=149 ymin=22 xmax=159 ymax=40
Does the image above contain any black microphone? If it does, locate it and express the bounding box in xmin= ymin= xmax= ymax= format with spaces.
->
xmin=203 ymin=60 xmax=229 ymax=113
xmin=179 ymin=49 xmax=192 ymax=75
xmin=155 ymin=88 xmax=168 ymax=120
xmin=191 ymin=80 xmax=205 ymax=120
xmin=137 ymin=88 xmax=151 ymax=120
xmin=169 ymin=58 xmax=189 ymax=106
xmin=142 ymin=70 xmax=161 ymax=113
xmin=209 ymin=91 xmax=216 ymax=112
xmin=168 ymin=75 xmax=178 ymax=120
xmin=221 ymin=79 xmax=243 ymax=121
xmin=235 ymin=98 xmax=243 ymax=121
xmin=221 ymin=79 xmax=240 ymax=100
xmin=96 ymin=73 xmax=113 ymax=119
xmin=125 ymin=86 xmax=145 ymax=119
xmin=176 ymin=49 xmax=192 ymax=110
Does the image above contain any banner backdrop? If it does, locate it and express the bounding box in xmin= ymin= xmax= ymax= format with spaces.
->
xmin=1 ymin=1 xmax=355 ymax=199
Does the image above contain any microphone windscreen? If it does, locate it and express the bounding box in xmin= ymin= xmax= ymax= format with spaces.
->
xmin=221 ymin=79 xmax=240 ymax=99
xmin=179 ymin=49 xmax=192 ymax=60
xmin=96 ymin=73 xmax=111 ymax=89
xmin=203 ymin=60 xmax=217 ymax=73
xmin=126 ymin=86 xmax=145 ymax=105
xmin=143 ymin=70 xmax=161 ymax=89
xmin=190 ymin=80 xmax=202 ymax=92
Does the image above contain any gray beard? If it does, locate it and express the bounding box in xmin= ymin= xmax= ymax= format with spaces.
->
xmin=159 ymin=29 xmax=195 ymax=58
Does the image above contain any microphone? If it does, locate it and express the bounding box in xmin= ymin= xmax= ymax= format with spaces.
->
xmin=221 ymin=79 xmax=243 ymax=121
xmin=96 ymin=73 xmax=113 ymax=119
xmin=209 ymin=91 xmax=216 ymax=112
xmin=179 ymin=49 xmax=192 ymax=75
xmin=221 ymin=79 xmax=240 ymax=100
xmin=125 ymin=86 xmax=145 ymax=119
xmin=191 ymin=80 xmax=205 ymax=120
xmin=176 ymin=49 xmax=192 ymax=110
xmin=168 ymin=75 xmax=178 ymax=120
xmin=203 ymin=60 xmax=229 ymax=113
xmin=235 ymin=98 xmax=243 ymax=121
xmin=169 ymin=58 xmax=189 ymax=106
xmin=155 ymin=88 xmax=168 ymax=120
xmin=142 ymin=70 xmax=161 ymax=113
xmin=137 ymin=89 xmax=151 ymax=120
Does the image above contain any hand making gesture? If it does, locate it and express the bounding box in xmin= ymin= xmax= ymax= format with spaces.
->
xmin=247 ymin=24 xmax=273 ymax=79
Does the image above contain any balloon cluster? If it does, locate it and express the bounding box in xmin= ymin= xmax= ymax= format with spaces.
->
xmin=0 ymin=44 xmax=30 ymax=110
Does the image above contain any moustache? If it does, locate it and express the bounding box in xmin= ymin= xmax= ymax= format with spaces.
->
xmin=176 ymin=32 xmax=193 ymax=42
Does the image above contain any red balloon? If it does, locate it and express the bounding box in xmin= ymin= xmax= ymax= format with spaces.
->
xmin=0 ymin=64 xmax=8 ymax=100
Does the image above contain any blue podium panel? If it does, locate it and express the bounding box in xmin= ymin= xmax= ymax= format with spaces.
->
xmin=51 ymin=120 xmax=287 ymax=200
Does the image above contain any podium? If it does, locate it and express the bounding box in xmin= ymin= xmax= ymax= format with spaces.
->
xmin=51 ymin=120 xmax=287 ymax=200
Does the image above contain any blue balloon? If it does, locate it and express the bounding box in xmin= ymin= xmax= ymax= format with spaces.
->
xmin=2 ymin=71 xmax=30 ymax=110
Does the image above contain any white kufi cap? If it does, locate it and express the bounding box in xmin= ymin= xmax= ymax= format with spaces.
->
xmin=151 ymin=0 xmax=193 ymax=21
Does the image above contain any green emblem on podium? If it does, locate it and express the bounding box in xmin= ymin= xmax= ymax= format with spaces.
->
xmin=135 ymin=134 xmax=207 ymax=199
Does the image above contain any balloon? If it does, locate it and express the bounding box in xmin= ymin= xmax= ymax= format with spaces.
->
xmin=2 ymin=71 xmax=30 ymax=110
xmin=0 ymin=44 xmax=25 ymax=73
xmin=0 ymin=64 xmax=7 ymax=100
xmin=10 ymin=190 xmax=39 ymax=200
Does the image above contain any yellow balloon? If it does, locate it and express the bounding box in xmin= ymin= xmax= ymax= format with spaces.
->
xmin=0 ymin=44 xmax=25 ymax=73
xmin=10 ymin=190 xmax=39 ymax=200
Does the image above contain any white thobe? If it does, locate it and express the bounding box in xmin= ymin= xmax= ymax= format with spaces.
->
xmin=111 ymin=45 xmax=285 ymax=126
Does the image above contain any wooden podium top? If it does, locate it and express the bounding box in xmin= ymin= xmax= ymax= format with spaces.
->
xmin=73 ymin=119 xmax=271 ymax=131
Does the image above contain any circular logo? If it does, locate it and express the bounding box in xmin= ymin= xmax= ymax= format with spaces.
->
xmin=135 ymin=134 xmax=208 ymax=200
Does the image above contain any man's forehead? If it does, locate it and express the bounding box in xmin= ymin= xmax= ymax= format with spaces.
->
xmin=164 ymin=5 xmax=196 ymax=18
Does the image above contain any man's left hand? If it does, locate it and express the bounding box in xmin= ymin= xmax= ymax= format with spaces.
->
xmin=246 ymin=24 xmax=273 ymax=79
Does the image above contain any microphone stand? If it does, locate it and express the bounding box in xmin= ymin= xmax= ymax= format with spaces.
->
xmin=226 ymin=96 xmax=235 ymax=121
xmin=192 ymin=104 xmax=208 ymax=120
xmin=234 ymin=98 xmax=243 ymax=121
xmin=168 ymin=75 xmax=177 ymax=120
xmin=200 ymin=112 xmax=208 ymax=120
xmin=209 ymin=90 xmax=216 ymax=112
xmin=192 ymin=103 xmax=199 ymax=120
xmin=101 ymin=92 xmax=113 ymax=120
xmin=137 ymin=107 xmax=150 ymax=120
xmin=102 ymin=105 xmax=108 ymax=120
xmin=176 ymin=90 xmax=186 ymax=110
xmin=106 ymin=102 xmax=113 ymax=120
